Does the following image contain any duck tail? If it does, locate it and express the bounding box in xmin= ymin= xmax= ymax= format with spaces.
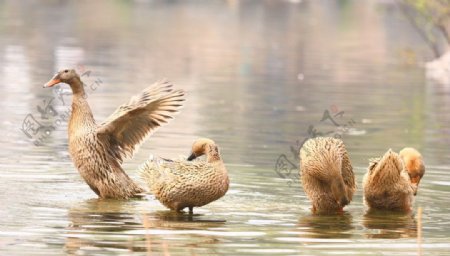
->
xmin=371 ymin=149 xmax=403 ymax=182
xmin=300 ymin=138 xmax=343 ymax=181
xmin=139 ymin=157 xmax=159 ymax=184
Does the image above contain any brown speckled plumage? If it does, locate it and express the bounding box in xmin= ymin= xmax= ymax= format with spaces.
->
xmin=44 ymin=69 xmax=184 ymax=199
xmin=363 ymin=148 xmax=424 ymax=211
xmin=140 ymin=138 xmax=229 ymax=213
xmin=299 ymin=137 xmax=356 ymax=213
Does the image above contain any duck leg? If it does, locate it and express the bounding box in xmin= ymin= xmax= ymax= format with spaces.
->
xmin=188 ymin=206 xmax=194 ymax=214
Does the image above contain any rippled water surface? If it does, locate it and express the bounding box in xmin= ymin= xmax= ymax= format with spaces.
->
xmin=1 ymin=0 xmax=450 ymax=255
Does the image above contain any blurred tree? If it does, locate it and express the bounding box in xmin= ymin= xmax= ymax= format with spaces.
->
xmin=398 ymin=0 xmax=450 ymax=59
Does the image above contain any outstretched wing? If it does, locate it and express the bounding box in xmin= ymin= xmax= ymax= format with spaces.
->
xmin=97 ymin=80 xmax=185 ymax=163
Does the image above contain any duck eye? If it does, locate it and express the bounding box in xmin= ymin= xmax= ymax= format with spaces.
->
xmin=64 ymin=69 xmax=69 ymax=73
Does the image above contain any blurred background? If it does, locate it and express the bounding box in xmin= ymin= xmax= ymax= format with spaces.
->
xmin=0 ymin=0 xmax=449 ymax=255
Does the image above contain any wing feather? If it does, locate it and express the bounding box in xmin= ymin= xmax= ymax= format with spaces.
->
xmin=97 ymin=80 xmax=185 ymax=163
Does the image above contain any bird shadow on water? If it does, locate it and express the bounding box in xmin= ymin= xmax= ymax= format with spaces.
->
xmin=66 ymin=198 xmax=143 ymax=231
xmin=64 ymin=198 xmax=145 ymax=255
xmin=140 ymin=211 xmax=226 ymax=255
xmin=147 ymin=210 xmax=227 ymax=224
xmin=64 ymin=198 xmax=226 ymax=255
xmin=362 ymin=209 xmax=417 ymax=239
xmin=297 ymin=211 xmax=354 ymax=239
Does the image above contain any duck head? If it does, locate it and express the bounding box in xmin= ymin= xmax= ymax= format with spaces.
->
xmin=187 ymin=138 xmax=218 ymax=161
xmin=330 ymin=177 xmax=350 ymax=208
xmin=399 ymin=147 xmax=425 ymax=196
xmin=44 ymin=69 xmax=83 ymax=93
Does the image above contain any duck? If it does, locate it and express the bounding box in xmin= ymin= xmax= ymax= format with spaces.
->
xmin=44 ymin=69 xmax=184 ymax=199
xmin=140 ymin=138 xmax=229 ymax=213
xmin=299 ymin=137 xmax=356 ymax=214
xmin=362 ymin=148 xmax=425 ymax=211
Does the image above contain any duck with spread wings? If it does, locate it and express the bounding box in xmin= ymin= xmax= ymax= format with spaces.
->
xmin=44 ymin=69 xmax=185 ymax=199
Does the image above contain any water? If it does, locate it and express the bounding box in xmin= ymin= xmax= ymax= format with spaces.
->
xmin=1 ymin=0 xmax=450 ymax=255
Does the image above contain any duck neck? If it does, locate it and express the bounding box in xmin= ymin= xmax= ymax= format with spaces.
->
xmin=69 ymin=76 xmax=87 ymax=97
xmin=206 ymin=144 xmax=221 ymax=163
xmin=68 ymin=77 xmax=96 ymax=133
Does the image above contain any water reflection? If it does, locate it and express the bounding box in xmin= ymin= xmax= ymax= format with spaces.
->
xmin=65 ymin=199 xmax=143 ymax=254
xmin=1 ymin=0 xmax=450 ymax=255
xmin=362 ymin=209 xmax=417 ymax=239
xmin=298 ymin=212 xmax=354 ymax=239
xmin=65 ymin=199 xmax=226 ymax=255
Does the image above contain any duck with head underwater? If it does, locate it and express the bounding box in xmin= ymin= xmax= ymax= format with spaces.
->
xmin=363 ymin=147 xmax=425 ymax=212
xmin=299 ymin=137 xmax=356 ymax=214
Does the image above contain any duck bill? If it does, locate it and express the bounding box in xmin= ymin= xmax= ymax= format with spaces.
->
xmin=411 ymin=183 xmax=419 ymax=196
xmin=331 ymin=179 xmax=349 ymax=207
xmin=187 ymin=153 xmax=197 ymax=161
xmin=410 ymin=176 xmax=421 ymax=196
xmin=44 ymin=76 xmax=61 ymax=88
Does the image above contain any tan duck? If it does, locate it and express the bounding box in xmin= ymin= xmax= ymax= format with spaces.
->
xmin=299 ymin=137 xmax=356 ymax=214
xmin=44 ymin=69 xmax=184 ymax=199
xmin=140 ymin=138 xmax=229 ymax=213
xmin=362 ymin=148 xmax=425 ymax=211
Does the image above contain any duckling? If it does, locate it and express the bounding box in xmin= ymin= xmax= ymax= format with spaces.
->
xmin=299 ymin=137 xmax=356 ymax=214
xmin=44 ymin=69 xmax=184 ymax=199
xmin=362 ymin=148 xmax=424 ymax=212
xmin=140 ymin=138 xmax=229 ymax=213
